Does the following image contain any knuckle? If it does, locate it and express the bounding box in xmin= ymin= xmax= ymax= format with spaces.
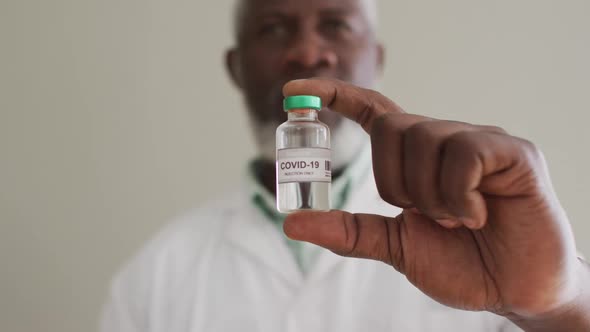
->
xmin=479 ymin=124 xmax=508 ymax=135
xmin=388 ymin=217 xmax=405 ymax=273
xmin=517 ymin=137 xmax=545 ymax=165
xmin=340 ymin=212 xmax=360 ymax=257
xmin=357 ymin=90 xmax=384 ymax=129
xmin=519 ymin=137 xmax=538 ymax=154
xmin=371 ymin=112 xmax=397 ymax=136
xmin=356 ymin=103 xmax=374 ymax=130
xmin=444 ymin=131 xmax=479 ymax=156
xmin=404 ymin=120 xmax=437 ymax=144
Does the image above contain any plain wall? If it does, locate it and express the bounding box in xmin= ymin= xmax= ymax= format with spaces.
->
xmin=1 ymin=1 xmax=589 ymax=331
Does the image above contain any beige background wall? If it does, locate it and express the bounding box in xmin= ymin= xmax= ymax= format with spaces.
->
xmin=1 ymin=1 xmax=588 ymax=331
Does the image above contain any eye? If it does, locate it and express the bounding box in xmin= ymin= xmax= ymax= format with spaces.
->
xmin=259 ymin=22 xmax=289 ymax=39
xmin=321 ymin=18 xmax=351 ymax=34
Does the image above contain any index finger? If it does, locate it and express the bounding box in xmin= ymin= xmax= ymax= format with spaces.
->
xmin=283 ymin=78 xmax=405 ymax=133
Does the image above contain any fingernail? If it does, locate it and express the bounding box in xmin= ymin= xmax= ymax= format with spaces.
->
xmin=436 ymin=219 xmax=461 ymax=228
xmin=460 ymin=217 xmax=479 ymax=229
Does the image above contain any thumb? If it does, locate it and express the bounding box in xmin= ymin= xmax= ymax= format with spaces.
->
xmin=283 ymin=210 xmax=403 ymax=268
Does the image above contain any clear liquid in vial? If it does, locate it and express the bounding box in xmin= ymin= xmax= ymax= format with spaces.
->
xmin=277 ymin=181 xmax=330 ymax=213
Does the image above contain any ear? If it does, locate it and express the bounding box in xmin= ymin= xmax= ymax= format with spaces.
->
xmin=225 ymin=48 xmax=244 ymax=89
xmin=376 ymin=43 xmax=386 ymax=76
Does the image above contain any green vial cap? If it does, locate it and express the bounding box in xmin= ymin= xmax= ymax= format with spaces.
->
xmin=283 ymin=95 xmax=322 ymax=112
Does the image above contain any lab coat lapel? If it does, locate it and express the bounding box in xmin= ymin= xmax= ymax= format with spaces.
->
xmin=225 ymin=198 xmax=303 ymax=287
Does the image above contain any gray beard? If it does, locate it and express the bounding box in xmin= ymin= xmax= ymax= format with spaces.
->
xmin=250 ymin=116 xmax=368 ymax=172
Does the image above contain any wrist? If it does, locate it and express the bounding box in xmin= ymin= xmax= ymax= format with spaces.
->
xmin=507 ymin=258 xmax=590 ymax=332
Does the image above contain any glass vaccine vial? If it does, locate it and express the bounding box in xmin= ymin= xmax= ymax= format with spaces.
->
xmin=276 ymin=95 xmax=331 ymax=213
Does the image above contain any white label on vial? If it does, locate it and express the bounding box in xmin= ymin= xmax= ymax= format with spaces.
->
xmin=277 ymin=148 xmax=331 ymax=184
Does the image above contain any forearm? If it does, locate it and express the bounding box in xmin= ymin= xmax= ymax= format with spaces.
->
xmin=508 ymin=258 xmax=590 ymax=332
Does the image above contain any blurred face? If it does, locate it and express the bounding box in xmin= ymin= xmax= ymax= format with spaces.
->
xmin=227 ymin=0 xmax=384 ymax=166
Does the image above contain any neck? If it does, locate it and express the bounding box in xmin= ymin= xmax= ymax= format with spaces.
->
xmin=252 ymin=159 xmax=345 ymax=197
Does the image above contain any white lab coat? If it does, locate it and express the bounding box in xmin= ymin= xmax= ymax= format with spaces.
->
xmin=100 ymin=168 xmax=521 ymax=332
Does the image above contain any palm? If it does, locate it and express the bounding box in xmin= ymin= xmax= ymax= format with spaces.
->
xmin=396 ymin=210 xmax=498 ymax=312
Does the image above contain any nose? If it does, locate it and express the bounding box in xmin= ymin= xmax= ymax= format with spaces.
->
xmin=282 ymin=28 xmax=338 ymax=73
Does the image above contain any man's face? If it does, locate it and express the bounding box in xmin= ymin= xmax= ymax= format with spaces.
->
xmin=229 ymin=0 xmax=383 ymax=129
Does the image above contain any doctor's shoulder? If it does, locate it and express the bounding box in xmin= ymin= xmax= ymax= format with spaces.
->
xmin=101 ymin=189 xmax=245 ymax=321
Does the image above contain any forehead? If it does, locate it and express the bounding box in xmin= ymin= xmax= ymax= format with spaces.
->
xmin=236 ymin=0 xmax=371 ymax=23
xmin=243 ymin=0 xmax=362 ymax=13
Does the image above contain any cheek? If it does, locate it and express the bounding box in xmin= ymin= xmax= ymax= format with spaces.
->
xmin=241 ymin=51 xmax=285 ymax=92
xmin=336 ymin=45 xmax=379 ymax=86
xmin=244 ymin=47 xmax=284 ymax=75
